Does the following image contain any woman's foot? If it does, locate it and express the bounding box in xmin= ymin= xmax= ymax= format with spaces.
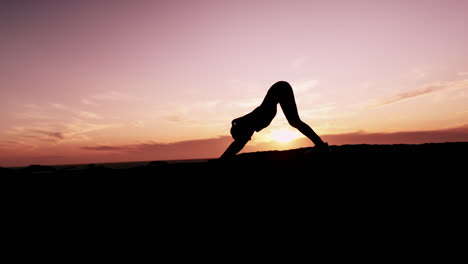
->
xmin=304 ymin=142 xmax=331 ymax=155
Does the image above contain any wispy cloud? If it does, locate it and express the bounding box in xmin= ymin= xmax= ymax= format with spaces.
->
xmin=50 ymin=103 xmax=68 ymax=110
xmin=82 ymin=136 xmax=233 ymax=160
xmin=294 ymin=79 xmax=320 ymax=94
xmin=77 ymin=111 xmax=101 ymax=120
xmin=79 ymin=91 xmax=142 ymax=106
xmin=29 ymin=129 xmax=65 ymax=140
xmin=22 ymin=104 xmax=40 ymax=109
xmin=11 ymin=100 xmax=113 ymax=144
xmin=301 ymin=103 xmax=341 ymax=119
xmin=91 ymin=91 xmax=141 ymax=101
xmin=82 ymin=145 xmax=135 ymax=151
xmin=0 ymin=140 xmax=35 ymax=149
xmin=404 ymin=67 xmax=427 ymax=80
xmin=6 ymin=126 xmax=64 ymax=142
xmin=16 ymin=111 xmax=57 ymax=120
xmin=7 ymin=113 xmax=115 ymax=146
xmin=373 ymin=79 xmax=468 ymax=107
xmin=62 ymin=119 xmax=115 ymax=136
xmin=152 ymin=99 xmax=231 ymax=127
xmin=17 ymin=103 xmax=99 ymax=121
xmin=80 ymin=98 xmax=98 ymax=106
xmin=162 ymin=114 xmax=186 ymax=123
xmin=291 ymin=57 xmax=307 ymax=70
xmin=128 ymin=121 xmax=144 ymax=128
xmin=377 ymin=84 xmax=445 ymax=106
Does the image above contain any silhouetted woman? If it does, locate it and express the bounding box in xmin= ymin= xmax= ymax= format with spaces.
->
xmin=221 ymin=81 xmax=329 ymax=158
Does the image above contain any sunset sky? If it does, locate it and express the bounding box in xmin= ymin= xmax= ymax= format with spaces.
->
xmin=1 ymin=0 xmax=468 ymax=167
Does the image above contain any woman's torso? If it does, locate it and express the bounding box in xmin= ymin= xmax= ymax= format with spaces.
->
xmin=236 ymin=105 xmax=277 ymax=132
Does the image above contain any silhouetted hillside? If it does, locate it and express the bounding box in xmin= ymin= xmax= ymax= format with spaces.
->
xmin=4 ymin=142 xmax=466 ymax=218
xmin=3 ymin=142 xmax=466 ymax=177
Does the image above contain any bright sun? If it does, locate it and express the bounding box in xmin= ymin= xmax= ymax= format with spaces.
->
xmin=270 ymin=129 xmax=302 ymax=143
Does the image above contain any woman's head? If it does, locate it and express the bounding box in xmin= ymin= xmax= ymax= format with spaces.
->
xmin=230 ymin=123 xmax=254 ymax=142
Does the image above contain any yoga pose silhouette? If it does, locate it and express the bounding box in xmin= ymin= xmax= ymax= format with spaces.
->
xmin=221 ymin=81 xmax=329 ymax=158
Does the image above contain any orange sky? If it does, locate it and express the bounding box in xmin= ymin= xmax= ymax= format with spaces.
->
xmin=1 ymin=0 xmax=468 ymax=167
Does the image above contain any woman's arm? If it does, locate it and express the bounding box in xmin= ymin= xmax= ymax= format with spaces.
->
xmin=220 ymin=139 xmax=249 ymax=159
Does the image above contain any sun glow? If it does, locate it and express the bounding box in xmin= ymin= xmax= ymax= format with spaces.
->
xmin=269 ymin=129 xmax=302 ymax=143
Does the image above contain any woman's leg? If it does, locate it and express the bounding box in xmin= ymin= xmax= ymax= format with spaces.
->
xmin=272 ymin=81 xmax=326 ymax=146
xmin=259 ymin=82 xmax=282 ymax=109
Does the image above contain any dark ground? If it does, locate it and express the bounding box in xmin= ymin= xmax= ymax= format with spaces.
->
xmin=2 ymin=142 xmax=465 ymax=234
xmin=2 ymin=142 xmax=466 ymax=199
